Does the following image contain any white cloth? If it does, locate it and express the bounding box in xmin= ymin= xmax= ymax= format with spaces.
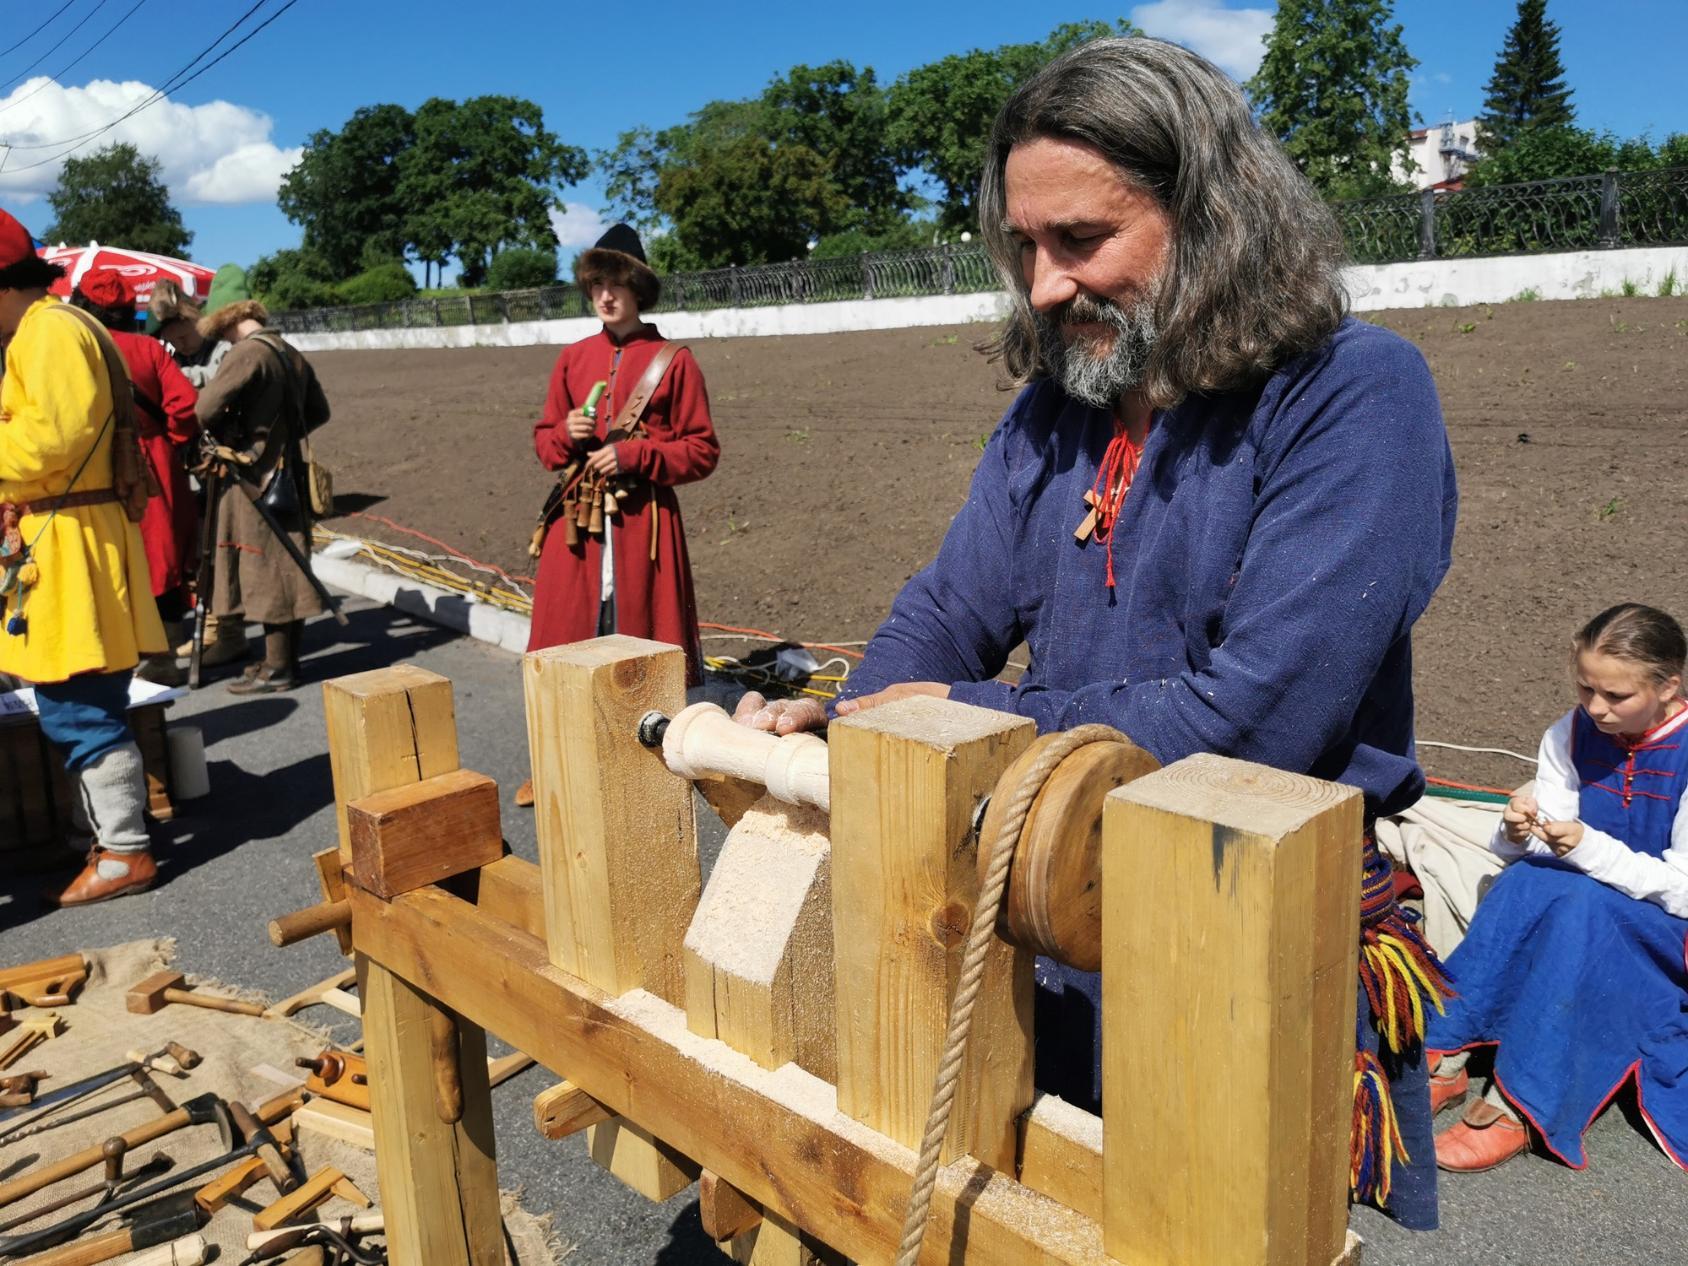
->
xmin=601 ymin=514 xmax=615 ymax=606
xmin=1496 ymin=707 xmax=1688 ymax=918
xmin=1376 ymin=795 xmax=1508 ymax=956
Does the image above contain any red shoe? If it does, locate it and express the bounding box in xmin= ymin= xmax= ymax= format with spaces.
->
xmin=1430 ymin=1065 xmax=1469 ymax=1115
xmin=514 ymin=778 xmax=535 ymax=808
xmin=54 ymin=848 xmax=157 ymax=906
xmin=1436 ymin=1099 xmax=1528 ymax=1172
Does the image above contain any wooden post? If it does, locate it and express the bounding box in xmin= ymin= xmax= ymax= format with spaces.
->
xmin=828 ymin=696 xmax=1035 ymax=1171
xmin=524 ymin=636 xmax=700 ymax=1001
xmin=1101 ymin=754 xmax=1362 ymax=1266
xmin=524 ymin=636 xmax=703 ymax=1199
xmin=324 ymin=666 xmax=460 ymax=864
xmin=361 ymin=957 xmax=502 ymax=1265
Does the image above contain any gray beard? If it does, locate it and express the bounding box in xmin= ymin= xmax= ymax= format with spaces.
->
xmin=1033 ymin=293 xmax=1158 ymax=408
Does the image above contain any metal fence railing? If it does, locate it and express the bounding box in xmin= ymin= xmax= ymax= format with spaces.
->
xmin=274 ymin=165 xmax=1688 ymax=335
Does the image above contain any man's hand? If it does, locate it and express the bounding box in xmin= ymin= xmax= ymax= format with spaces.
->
xmin=566 ymin=407 xmax=596 ymax=442
xmin=584 ymin=445 xmax=619 ymax=479
xmin=732 ymin=690 xmax=827 ymax=734
xmin=834 ymin=682 xmax=950 ymax=715
xmin=1501 ymin=794 xmax=1539 ymax=846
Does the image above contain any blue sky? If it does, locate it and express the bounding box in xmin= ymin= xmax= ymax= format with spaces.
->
xmin=0 ymin=0 xmax=1679 ymax=271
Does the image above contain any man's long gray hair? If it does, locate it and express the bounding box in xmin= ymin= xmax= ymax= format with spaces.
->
xmin=980 ymin=38 xmax=1349 ymax=409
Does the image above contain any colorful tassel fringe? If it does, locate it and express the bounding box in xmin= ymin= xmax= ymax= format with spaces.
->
xmin=1351 ymin=1049 xmax=1408 ymax=1205
xmin=1348 ymin=830 xmax=1456 ymax=1209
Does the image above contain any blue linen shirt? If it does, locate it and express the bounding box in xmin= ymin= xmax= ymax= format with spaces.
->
xmin=840 ymin=317 xmax=1457 ymax=816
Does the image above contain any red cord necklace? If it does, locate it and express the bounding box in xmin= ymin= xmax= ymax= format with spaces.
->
xmin=1083 ymin=424 xmax=1145 ymax=589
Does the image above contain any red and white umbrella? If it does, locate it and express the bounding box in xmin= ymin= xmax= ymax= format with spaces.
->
xmin=36 ymin=242 xmax=216 ymax=311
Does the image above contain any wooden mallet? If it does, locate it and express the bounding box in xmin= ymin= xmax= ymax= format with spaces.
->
xmin=126 ymin=972 xmax=265 ymax=1018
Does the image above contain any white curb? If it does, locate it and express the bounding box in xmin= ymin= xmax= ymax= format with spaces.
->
xmin=314 ymin=550 xmax=532 ymax=656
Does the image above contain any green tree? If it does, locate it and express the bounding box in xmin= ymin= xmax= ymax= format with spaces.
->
xmin=333 ymin=261 xmax=417 ymax=306
xmin=398 ymin=96 xmax=587 ymax=288
xmin=885 ymin=21 xmax=1139 ymax=233
xmin=1465 ymin=126 xmax=1678 ymax=186
xmin=600 ymin=60 xmax=910 ymax=267
xmin=1477 ymin=0 xmax=1575 ymax=153
xmin=248 ymin=247 xmax=339 ymax=311
xmin=1248 ymin=0 xmax=1419 ymax=198
xmin=486 ymin=245 xmax=558 ymax=290
xmin=277 ymin=104 xmax=414 ymax=279
xmin=45 ymin=143 xmax=191 ymax=256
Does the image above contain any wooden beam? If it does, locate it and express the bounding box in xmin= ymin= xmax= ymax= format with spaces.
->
xmin=360 ymin=955 xmax=502 ymax=1265
xmin=1017 ymin=1095 xmax=1102 ymax=1223
xmin=348 ymin=769 xmax=504 ymax=899
xmin=349 ymin=882 xmax=1108 ymax=1266
xmin=524 ymin=636 xmax=703 ymax=1202
xmin=700 ymin=1170 xmax=762 ymax=1241
xmin=323 ymin=666 xmax=460 ymax=864
xmin=523 ymin=636 xmax=700 ymax=1002
xmin=828 ymin=696 xmax=1034 ymax=1171
xmin=293 ymin=1100 xmax=374 ymax=1151
xmin=532 ymin=1080 xmax=613 ymax=1140
xmin=1102 ymin=754 xmax=1362 ymax=1266
xmin=683 ymin=800 xmax=835 ymax=1081
xmin=311 ymin=849 xmax=353 ymax=955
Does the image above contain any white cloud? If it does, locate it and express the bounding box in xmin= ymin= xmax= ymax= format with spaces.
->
xmin=549 ymin=201 xmax=608 ymax=251
xmin=1130 ymin=0 xmax=1276 ymax=81
xmin=0 ymin=78 xmax=298 ymax=210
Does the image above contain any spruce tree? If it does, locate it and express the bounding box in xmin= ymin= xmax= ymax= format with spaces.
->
xmin=1478 ymin=0 xmax=1575 ymax=151
xmin=1247 ymin=0 xmax=1418 ymax=198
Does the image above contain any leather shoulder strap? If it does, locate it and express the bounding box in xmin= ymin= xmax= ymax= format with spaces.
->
xmin=607 ymin=342 xmax=684 ymax=439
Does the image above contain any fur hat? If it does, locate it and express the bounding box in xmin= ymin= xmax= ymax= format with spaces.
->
xmin=574 ymin=223 xmax=660 ymax=311
xmin=147 ymin=278 xmax=202 ymax=335
xmin=198 ymin=298 xmax=270 ymax=342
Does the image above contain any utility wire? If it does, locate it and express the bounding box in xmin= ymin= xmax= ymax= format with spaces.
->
xmin=0 ymin=0 xmax=81 ymax=63
xmin=1 ymin=0 xmax=268 ymax=141
xmin=0 ymin=0 xmax=112 ymax=100
xmin=0 ymin=0 xmax=299 ymax=173
xmin=0 ymin=0 xmax=152 ymax=125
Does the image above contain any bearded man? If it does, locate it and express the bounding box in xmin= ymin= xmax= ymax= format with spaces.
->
xmin=740 ymin=38 xmax=1457 ymax=1228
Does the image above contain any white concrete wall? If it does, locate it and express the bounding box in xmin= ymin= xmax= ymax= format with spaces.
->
xmin=289 ymin=246 xmax=1688 ymax=354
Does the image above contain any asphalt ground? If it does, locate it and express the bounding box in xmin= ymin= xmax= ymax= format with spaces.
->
xmin=3 ymin=597 xmax=1682 ymax=1265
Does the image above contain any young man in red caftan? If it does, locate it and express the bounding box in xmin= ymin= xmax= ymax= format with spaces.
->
xmin=518 ymin=225 xmax=720 ymax=805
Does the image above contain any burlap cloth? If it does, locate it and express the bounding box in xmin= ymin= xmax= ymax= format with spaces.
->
xmin=0 ymin=939 xmax=566 ymax=1263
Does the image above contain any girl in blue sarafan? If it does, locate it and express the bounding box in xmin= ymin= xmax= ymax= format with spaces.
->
xmin=1428 ymin=602 xmax=1688 ymax=1173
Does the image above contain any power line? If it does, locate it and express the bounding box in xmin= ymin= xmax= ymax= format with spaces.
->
xmin=0 ymin=0 xmax=81 ymax=63
xmin=0 ymin=0 xmax=152 ymax=126
xmin=0 ymin=0 xmax=298 ymax=174
xmin=0 ymin=0 xmax=112 ymax=100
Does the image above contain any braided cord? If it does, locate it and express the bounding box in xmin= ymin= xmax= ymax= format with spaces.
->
xmin=894 ymin=724 xmax=1128 ymax=1266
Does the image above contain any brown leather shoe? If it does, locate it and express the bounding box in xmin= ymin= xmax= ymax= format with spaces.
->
xmin=1436 ymin=1098 xmax=1529 ymax=1171
xmin=227 ymin=667 xmax=298 ymax=695
xmin=54 ymin=848 xmax=157 ymax=906
xmin=515 ymin=778 xmax=535 ymax=808
xmin=1430 ymin=1065 xmax=1470 ymax=1115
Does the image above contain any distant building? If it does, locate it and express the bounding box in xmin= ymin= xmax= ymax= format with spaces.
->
xmin=1394 ymin=119 xmax=1482 ymax=190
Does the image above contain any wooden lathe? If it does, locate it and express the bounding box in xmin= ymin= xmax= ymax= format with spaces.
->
xmin=272 ymin=636 xmax=1365 ymax=1266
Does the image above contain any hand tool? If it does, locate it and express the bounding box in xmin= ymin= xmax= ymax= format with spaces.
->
xmin=293 ymin=1053 xmax=366 ymax=1112
xmin=13 ymin=1193 xmax=203 ymax=1264
xmin=0 ymin=1074 xmax=46 ymax=1110
xmin=0 ymin=1153 xmax=173 ymax=1235
xmin=0 ymin=1098 xmax=300 ymax=1257
xmin=125 ymin=973 xmax=265 ymax=1018
xmin=1 ymin=1050 xmax=196 ymax=1142
xmin=0 ymin=955 xmax=87 ymax=1009
xmin=97 ymin=1232 xmax=206 ymax=1266
xmin=263 ymin=969 xmax=357 ymax=1021
xmin=0 ymin=1093 xmax=231 ymax=1212
xmin=244 ymin=1213 xmax=382 ymax=1252
xmin=0 ymin=1019 xmax=61 ymax=1072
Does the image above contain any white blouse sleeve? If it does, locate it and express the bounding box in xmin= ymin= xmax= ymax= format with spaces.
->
xmin=1567 ymin=796 xmax=1688 ymax=920
xmin=1489 ymin=713 xmax=1576 ymax=861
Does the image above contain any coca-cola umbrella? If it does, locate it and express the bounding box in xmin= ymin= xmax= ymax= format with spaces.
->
xmin=37 ymin=241 xmax=215 ymax=314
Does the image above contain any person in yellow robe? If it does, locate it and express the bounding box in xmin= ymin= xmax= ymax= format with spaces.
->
xmin=0 ymin=208 xmax=166 ymax=905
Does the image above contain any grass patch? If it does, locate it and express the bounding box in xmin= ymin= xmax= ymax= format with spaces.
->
xmin=1511 ymin=287 xmax=1540 ymax=302
xmin=1658 ymin=270 xmax=1679 ymax=297
xmin=1621 ymin=277 xmax=1642 ymax=297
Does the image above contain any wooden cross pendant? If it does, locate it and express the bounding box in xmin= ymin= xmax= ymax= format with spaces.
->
xmin=1074 ymin=489 xmax=1102 ymax=543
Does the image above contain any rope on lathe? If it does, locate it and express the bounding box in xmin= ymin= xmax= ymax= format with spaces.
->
xmin=894 ymin=723 xmax=1130 ymax=1266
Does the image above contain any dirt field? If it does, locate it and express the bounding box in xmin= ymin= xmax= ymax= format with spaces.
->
xmin=305 ymin=296 xmax=1688 ymax=792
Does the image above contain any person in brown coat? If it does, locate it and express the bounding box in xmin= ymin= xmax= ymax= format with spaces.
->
xmin=193 ymin=299 xmax=330 ymax=693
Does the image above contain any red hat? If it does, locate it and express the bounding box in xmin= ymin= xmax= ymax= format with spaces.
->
xmin=78 ymin=268 xmax=130 ymax=309
xmin=0 ymin=209 xmax=34 ymax=270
